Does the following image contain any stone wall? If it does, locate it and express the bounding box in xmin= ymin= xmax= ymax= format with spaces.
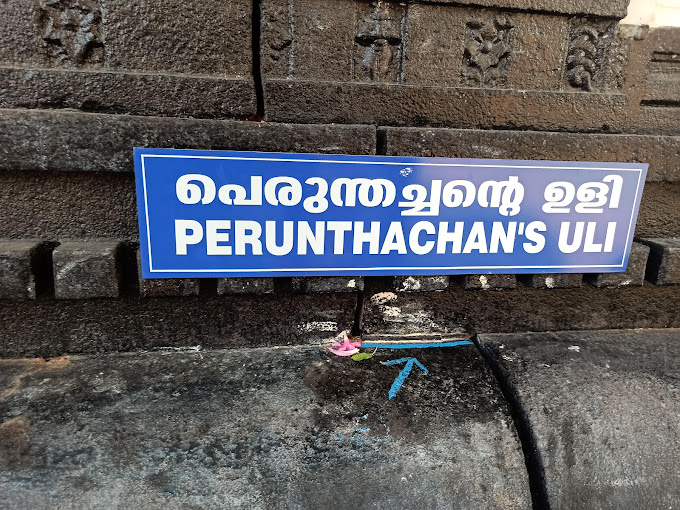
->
xmin=1 ymin=0 xmax=680 ymax=356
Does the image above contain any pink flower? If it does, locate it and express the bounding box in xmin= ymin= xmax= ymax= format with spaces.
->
xmin=329 ymin=331 xmax=362 ymax=357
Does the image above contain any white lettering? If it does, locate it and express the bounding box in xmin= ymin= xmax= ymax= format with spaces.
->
xmin=175 ymin=220 xmax=204 ymax=255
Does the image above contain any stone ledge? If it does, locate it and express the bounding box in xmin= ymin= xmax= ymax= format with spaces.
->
xmin=53 ymin=241 xmax=122 ymax=300
xmin=423 ymin=0 xmax=627 ymax=18
xmin=0 ymin=345 xmax=530 ymax=508
xmin=393 ymin=276 xmax=450 ymax=293
xmin=585 ymin=242 xmax=650 ymax=288
xmin=137 ymin=250 xmax=200 ymax=298
xmin=362 ymin=284 xmax=680 ymax=337
xmin=520 ymin=273 xmax=583 ymax=289
xmin=217 ymin=278 xmax=276 ymax=295
xmin=477 ymin=329 xmax=680 ymax=508
xmin=292 ymin=277 xmax=364 ymax=294
xmin=0 ymin=109 xmax=377 ymax=173
xmin=0 ymin=240 xmax=44 ymax=300
xmin=463 ymin=274 xmax=517 ymax=291
xmin=0 ymin=67 xmax=256 ymax=119
xmin=638 ymin=237 xmax=680 ymax=285
xmin=263 ymin=80 xmax=627 ymax=132
xmin=381 ymin=126 xmax=680 ymax=181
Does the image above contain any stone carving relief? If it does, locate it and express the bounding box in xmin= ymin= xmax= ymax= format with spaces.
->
xmin=38 ymin=0 xmax=103 ymax=65
xmin=566 ymin=21 xmax=618 ymax=92
xmin=354 ymin=1 xmax=403 ymax=83
xmin=566 ymin=24 xmax=599 ymax=91
xmin=461 ymin=16 xmax=514 ymax=87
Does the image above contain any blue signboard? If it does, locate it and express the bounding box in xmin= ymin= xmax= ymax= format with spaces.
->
xmin=134 ymin=148 xmax=647 ymax=278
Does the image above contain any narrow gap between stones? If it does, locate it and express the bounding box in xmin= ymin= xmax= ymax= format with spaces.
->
xmin=473 ymin=334 xmax=551 ymax=510
xmin=34 ymin=241 xmax=58 ymax=299
xmin=640 ymin=99 xmax=680 ymax=108
xmin=351 ymin=288 xmax=365 ymax=337
xmin=251 ymin=0 xmax=266 ymax=119
xmin=120 ymin=242 xmax=140 ymax=298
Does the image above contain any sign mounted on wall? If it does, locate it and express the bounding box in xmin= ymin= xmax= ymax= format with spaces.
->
xmin=134 ymin=149 xmax=647 ymax=279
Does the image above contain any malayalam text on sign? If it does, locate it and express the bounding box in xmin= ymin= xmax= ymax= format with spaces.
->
xmin=134 ymin=149 xmax=647 ymax=278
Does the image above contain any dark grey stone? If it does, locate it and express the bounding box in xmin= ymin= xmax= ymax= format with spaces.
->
xmin=393 ymin=276 xmax=449 ymax=293
xmin=1 ymin=177 xmax=678 ymax=246
xmin=635 ymin=183 xmax=680 ymax=239
xmin=0 ymin=294 xmax=359 ymax=357
xmin=292 ymin=277 xmax=364 ymax=294
xmin=0 ymin=240 xmax=41 ymax=300
xmin=0 ymin=0 xmax=254 ymax=118
xmin=521 ymin=273 xmax=583 ymax=289
xmin=264 ymin=80 xmax=627 ymax=132
xmin=0 ymin=109 xmax=376 ymax=174
xmin=53 ymin=241 xmax=122 ymax=300
xmin=0 ymin=345 xmax=531 ymax=509
xmin=463 ymin=274 xmax=517 ymax=291
xmin=0 ymin=68 xmax=256 ymax=120
xmin=139 ymin=278 xmax=200 ymax=298
xmin=638 ymin=237 xmax=680 ymax=285
xmin=477 ymin=329 xmax=680 ymax=509
xmin=0 ymin=0 xmax=252 ymax=75
xmin=362 ymin=284 xmax=680 ymax=338
xmin=137 ymin=250 xmax=199 ymax=298
xmin=0 ymin=172 xmax=139 ymax=241
xmin=585 ymin=242 xmax=650 ymax=288
xmin=381 ymin=126 xmax=680 ymax=182
xmin=217 ymin=278 xmax=275 ymax=295
xmin=414 ymin=0 xmax=628 ymax=17
xmin=261 ymin=0 xmax=622 ymax=90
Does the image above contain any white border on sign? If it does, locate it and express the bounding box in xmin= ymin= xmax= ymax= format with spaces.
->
xmin=140 ymin=154 xmax=644 ymax=274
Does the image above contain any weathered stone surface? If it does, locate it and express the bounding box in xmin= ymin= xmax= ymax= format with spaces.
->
xmin=422 ymin=0 xmax=628 ymax=18
xmin=217 ymin=278 xmax=275 ymax=295
xmin=264 ymin=80 xmax=627 ymax=131
xmin=0 ymin=110 xmax=376 ymax=174
xmin=617 ymin=27 xmax=680 ymax=137
xmin=139 ymin=277 xmax=200 ymax=298
xmin=631 ymin=182 xmax=680 ymax=237
xmin=0 ymin=294 xmax=358 ymax=357
xmin=477 ymin=329 xmax=680 ymax=509
xmin=262 ymin=0 xmax=620 ymax=89
xmin=139 ymin=277 xmax=199 ymax=300
xmin=381 ymin=126 xmax=680 ymax=182
xmin=137 ymin=250 xmax=199 ymax=298
xmin=53 ymin=241 xmax=122 ymax=300
xmin=0 ymin=68 xmax=256 ymax=120
xmin=0 ymin=172 xmax=139 ymax=240
xmin=362 ymin=283 xmax=680 ymax=338
xmin=1 ymin=177 xmax=678 ymax=245
xmin=463 ymin=274 xmax=517 ymax=291
xmin=0 ymin=0 xmax=252 ymax=75
xmin=639 ymin=237 xmax=680 ymax=285
xmin=0 ymin=241 xmax=42 ymax=300
xmin=292 ymin=277 xmax=364 ymax=294
xmin=585 ymin=242 xmax=649 ymax=288
xmin=0 ymin=346 xmax=531 ymax=509
xmin=0 ymin=0 xmax=253 ymax=118
xmin=405 ymin=6 xmax=570 ymax=90
xmin=521 ymin=273 xmax=583 ymax=289
xmin=393 ymin=276 xmax=449 ymax=293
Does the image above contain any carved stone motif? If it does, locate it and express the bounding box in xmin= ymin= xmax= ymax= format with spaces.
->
xmin=354 ymin=1 xmax=403 ymax=83
xmin=566 ymin=24 xmax=599 ymax=91
xmin=461 ymin=17 xmax=514 ymax=87
xmin=565 ymin=21 xmax=618 ymax=92
xmin=38 ymin=0 xmax=103 ymax=65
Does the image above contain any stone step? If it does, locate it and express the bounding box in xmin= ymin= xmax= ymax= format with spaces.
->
xmin=0 ymin=343 xmax=531 ymax=510
xmin=477 ymin=328 xmax=680 ymax=509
